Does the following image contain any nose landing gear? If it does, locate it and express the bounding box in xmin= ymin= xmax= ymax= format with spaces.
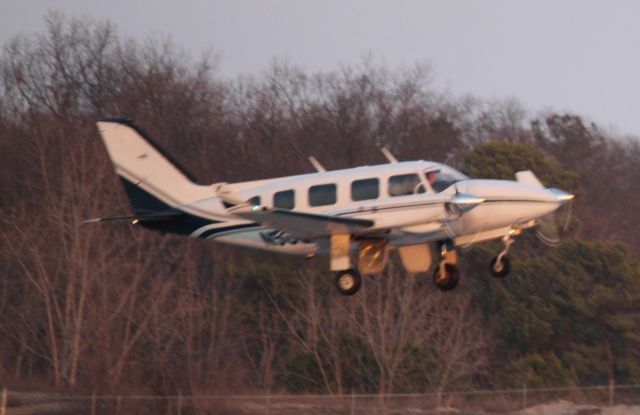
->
xmin=489 ymin=233 xmax=516 ymax=278
xmin=490 ymin=255 xmax=510 ymax=278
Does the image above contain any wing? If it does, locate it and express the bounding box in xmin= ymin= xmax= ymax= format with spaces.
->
xmin=234 ymin=207 xmax=374 ymax=238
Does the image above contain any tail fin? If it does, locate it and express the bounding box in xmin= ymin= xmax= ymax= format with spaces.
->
xmin=97 ymin=118 xmax=214 ymax=214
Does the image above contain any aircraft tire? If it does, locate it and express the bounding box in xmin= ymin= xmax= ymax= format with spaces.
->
xmin=433 ymin=263 xmax=459 ymax=291
xmin=335 ymin=269 xmax=362 ymax=296
xmin=489 ymin=255 xmax=510 ymax=278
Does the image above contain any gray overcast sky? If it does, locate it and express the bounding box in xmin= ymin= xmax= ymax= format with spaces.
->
xmin=1 ymin=0 xmax=639 ymax=137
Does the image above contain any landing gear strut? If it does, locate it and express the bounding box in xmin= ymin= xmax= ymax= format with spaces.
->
xmin=433 ymin=243 xmax=459 ymax=291
xmin=490 ymin=234 xmax=514 ymax=278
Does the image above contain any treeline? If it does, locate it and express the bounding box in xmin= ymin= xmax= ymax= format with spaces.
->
xmin=1 ymin=14 xmax=640 ymax=400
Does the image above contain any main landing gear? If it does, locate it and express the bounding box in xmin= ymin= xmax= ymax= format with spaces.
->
xmin=330 ymin=232 xmax=519 ymax=296
xmin=432 ymin=233 xmax=517 ymax=291
xmin=332 ymin=234 xmax=371 ymax=296
xmin=335 ymin=269 xmax=362 ymax=296
xmin=331 ymin=236 xmax=389 ymax=296
xmin=433 ymin=243 xmax=459 ymax=291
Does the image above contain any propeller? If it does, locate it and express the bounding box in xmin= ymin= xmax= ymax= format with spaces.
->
xmin=535 ymin=201 xmax=573 ymax=246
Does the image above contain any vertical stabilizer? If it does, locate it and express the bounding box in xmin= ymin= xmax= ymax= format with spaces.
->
xmin=97 ymin=119 xmax=215 ymax=211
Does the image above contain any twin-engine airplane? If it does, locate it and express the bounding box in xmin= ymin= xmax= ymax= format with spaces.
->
xmin=88 ymin=119 xmax=574 ymax=295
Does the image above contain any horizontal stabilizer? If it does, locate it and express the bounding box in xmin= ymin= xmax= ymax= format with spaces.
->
xmin=82 ymin=209 xmax=185 ymax=224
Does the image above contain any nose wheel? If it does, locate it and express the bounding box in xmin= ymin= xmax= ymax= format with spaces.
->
xmin=489 ymin=234 xmax=515 ymax=278
xmin=335 ymin=269 xmax=362 ymax=296
xmin=490 ymin=255 xmax=510 ymax=278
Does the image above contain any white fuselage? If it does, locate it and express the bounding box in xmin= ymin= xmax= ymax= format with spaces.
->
xmin=181 ymin=161 xmax=566 ymax=255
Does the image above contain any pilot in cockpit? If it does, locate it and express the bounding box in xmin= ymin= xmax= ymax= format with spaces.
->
xmin=426 ymin=170 xmax=438 ymax=188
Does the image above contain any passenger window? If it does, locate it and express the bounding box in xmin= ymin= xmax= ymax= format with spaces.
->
xmin=273 ymin=190 xmax=295 ymax=209
xmin=388 ymin=174 xmax=424 ymax=196
xmin=351 ymin=178 xmax=379 ymax=201
xmin=309 ymin=183 xmax=337 ymax=207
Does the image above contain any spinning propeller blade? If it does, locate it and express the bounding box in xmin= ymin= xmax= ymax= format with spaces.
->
xmin=535 ymin=201 xmax=573 ymax=246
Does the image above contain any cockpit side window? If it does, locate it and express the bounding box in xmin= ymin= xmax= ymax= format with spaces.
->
xmin=388 ymin=174 xmax=425 ymax=196
xmin=425 ymin=167 xmax=468 ymax=192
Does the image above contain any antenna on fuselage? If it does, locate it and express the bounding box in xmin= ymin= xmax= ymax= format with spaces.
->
xmin=308 ymin=156 xmax=326 ymax=172
xmin=380 ymin=147 xmax=398 ymax=163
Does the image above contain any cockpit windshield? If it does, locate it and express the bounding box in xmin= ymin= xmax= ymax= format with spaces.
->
xmin=425 ymin=167 xmax=469 ymax=192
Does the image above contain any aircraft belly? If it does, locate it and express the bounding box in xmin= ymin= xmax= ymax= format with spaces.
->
xmin=464 ymin=202 xmax=556 ymax=230
xmin=400 ymin=222 xmax=442 ymax=234
xmin=208 ymin=228 xmax=317 ymax=255
xmin=439 ymin=200 xmax=559 ymax=245
xmin=454 ymin=226 xmax=512 ymax=246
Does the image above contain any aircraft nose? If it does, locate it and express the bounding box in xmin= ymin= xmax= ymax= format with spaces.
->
xmin=547 ymin=188 xmax=575 ymax=203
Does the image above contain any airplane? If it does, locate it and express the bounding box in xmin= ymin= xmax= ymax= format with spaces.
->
xmin=87 ymin=118 xmax=574 ymax=295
